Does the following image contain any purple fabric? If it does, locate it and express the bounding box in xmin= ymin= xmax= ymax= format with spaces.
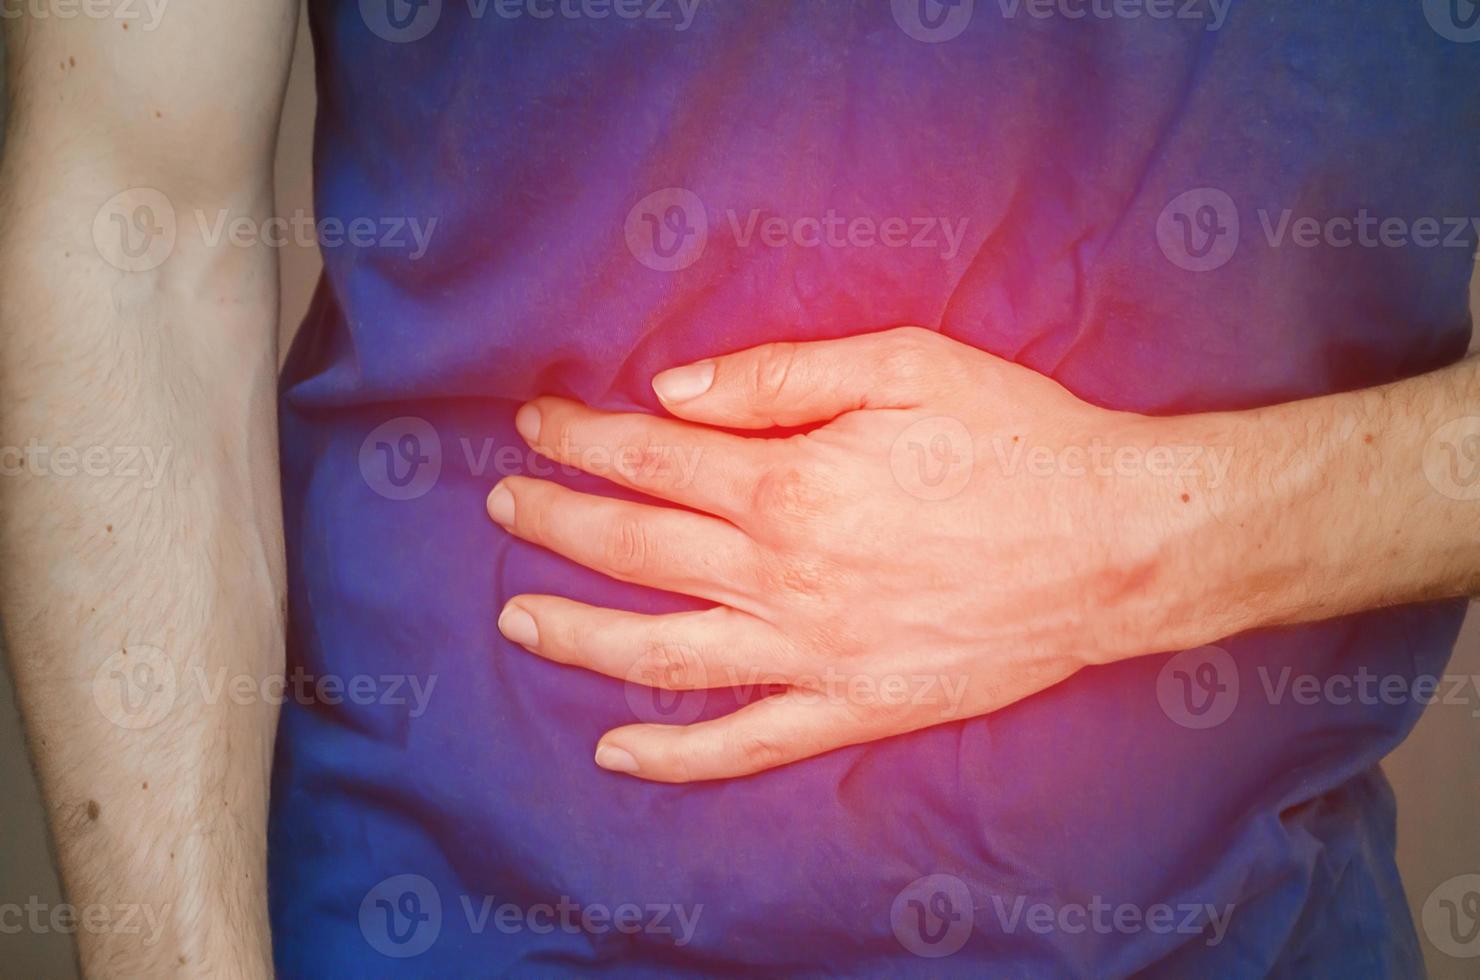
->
xmin=270 ymin=2 xmax=1479 ymax=974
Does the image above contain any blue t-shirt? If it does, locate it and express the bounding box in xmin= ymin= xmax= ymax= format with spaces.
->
xmin=270 ymin=1 xmax=1479 ymax=975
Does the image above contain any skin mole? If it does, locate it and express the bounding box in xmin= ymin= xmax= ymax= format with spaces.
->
xmin=86 ymin=800 xmax=99 ymax=821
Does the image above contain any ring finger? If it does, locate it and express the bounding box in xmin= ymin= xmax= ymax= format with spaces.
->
xmin=488 ymin=476 xmax=762 ymax=609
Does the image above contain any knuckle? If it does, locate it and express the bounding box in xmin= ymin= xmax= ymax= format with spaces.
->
xmin=750 ymin=464 xmax=831 ymax=524
xmin=664 ymin=746 xmax=699 ymax=784
xmin=636 ymin=640 xmax=707 ymax=691
xmin=533 ymin=405 xmax=566 ymax=452
xmin=882 ymin=337 xmax=935 ymax=388
xmin=891 ymin=325 xmax=936 ymax=346
xmin=727 ymin=728 xmax=790 ymax=773
xmin=602 ymin=517 xmax=654 ymax=577
xmin=746 ymin=343 xmax=798 ymax=406
xmin=767 ymin=553 xmax=831 ymax=601
xmin=511 ymin=480 xmax=547 ymax=536
xmin=615 ymin=429 xmax=670 ymax=482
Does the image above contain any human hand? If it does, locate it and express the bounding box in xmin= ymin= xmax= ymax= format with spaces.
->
xmin=488 ymin=327 xmax=1230 ymax=781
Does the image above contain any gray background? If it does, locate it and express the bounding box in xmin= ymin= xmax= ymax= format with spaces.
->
xmin=1 ymin=11 xmax=1477 ymax=977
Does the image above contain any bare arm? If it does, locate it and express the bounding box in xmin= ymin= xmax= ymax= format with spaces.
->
xmin=1184 ymin=352 xmax=1480 ymax=636
xmin=0 ymin=2 xmax=297 ymax=974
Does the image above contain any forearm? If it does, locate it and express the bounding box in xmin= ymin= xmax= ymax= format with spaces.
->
xmin=0 ymin=174 xmax=285 ymax=976
xmin=1158 ymin=354 xmax=1480 ymax=648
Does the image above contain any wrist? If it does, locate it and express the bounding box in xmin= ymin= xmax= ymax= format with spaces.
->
xmin=1088 ymin=410 xmax=1271 ymax=660
xmin=1130 ymin=375 xmax=1468 ymax=654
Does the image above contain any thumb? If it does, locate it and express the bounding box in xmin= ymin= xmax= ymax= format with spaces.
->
xmin=651 ymin=326 xmax=946 ymax=429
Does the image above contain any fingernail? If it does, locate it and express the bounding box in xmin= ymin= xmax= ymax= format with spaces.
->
xmin=595 ymin=744 xmax=640 ymax=774
xmin=486 ymin=484 xmax=515 ymax=526
xmin=652 ymin=361 xmax=715 ymax=403
xmin=514 ymin=403 xmax=541 ymax=443
xmin=497 ymin=604 xmax=538 ymax=648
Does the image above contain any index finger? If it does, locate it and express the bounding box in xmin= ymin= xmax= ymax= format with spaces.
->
xmin=515 ymin=396 xmax=768 ymax=521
